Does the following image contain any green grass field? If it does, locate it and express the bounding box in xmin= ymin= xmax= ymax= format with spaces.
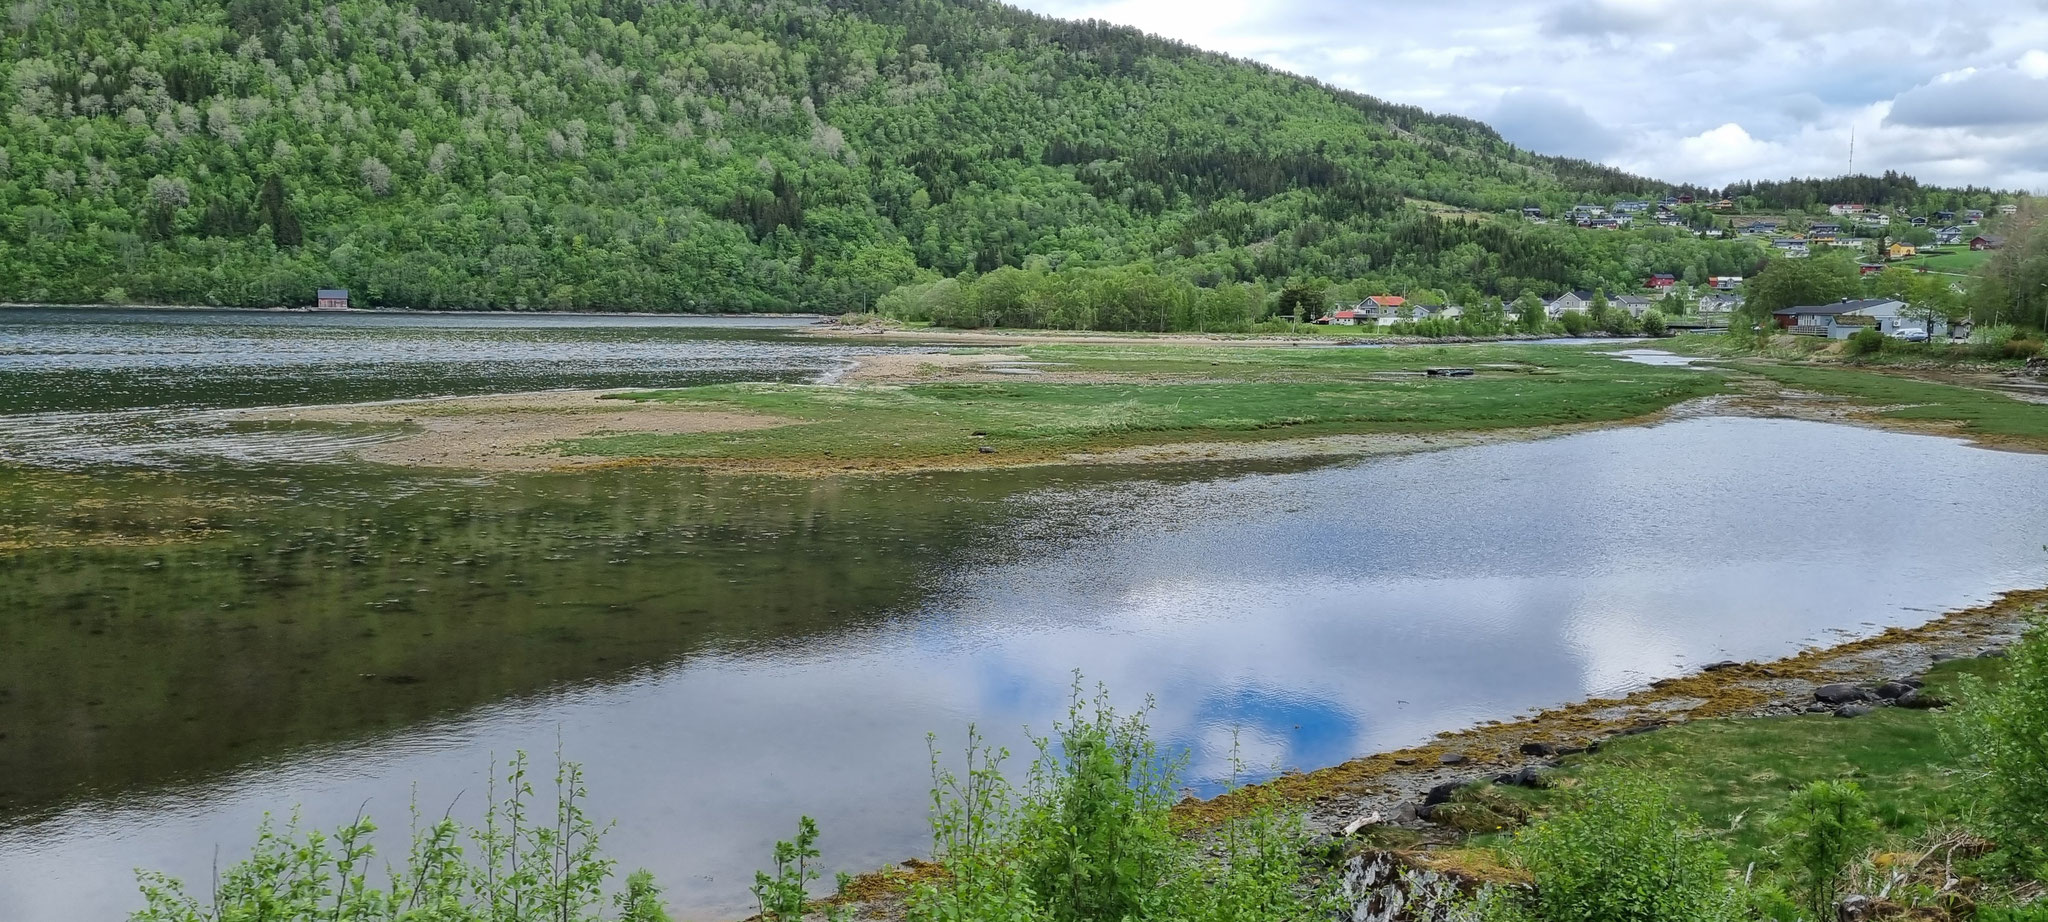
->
xmin=1738 ymin=363 xmax=2048 ymax=445
xmin=565 ymin=344 xmax=1726 ymax=466
xmin=1488 ymin=658 xmax=1999 ymax=871
xmin=1897 ymin=247 xmax=1993 ymax=273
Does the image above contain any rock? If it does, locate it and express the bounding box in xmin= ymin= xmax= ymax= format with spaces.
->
xmin=1391 ymin=803 xmax=1419 ymax=824
xmin=1838 ymin=894 xmax=1874 ymax=921
xmin=1423 ymin=780 xmax=1465 ymax=806
xmin=1806 ymin=703 xmax=1835 ymax=714
xmin=1984 ymin=648 xmax=2009 ymax=659
xmin=1494 ymin=766 xmax=1546 ymax=789
xmin=977 ymin=445 xmax=996 ymax=454
xmin=1898 ymin=676 xmax=1925 ymax=689
xmin=1815 ymin=683 xmax=1874 ymax=705
xmin=1932 ymin=652 xmax=1959 ymax=663
xmin=1702 ymin=660 xmax=1742 ymax=671
xmin=1438 ymin=752 xmax=1468 ymax=766
xmin=1837 ymin=703 xmax=1876 ymax=718
xmin=1874 ymin=682 xmax=1914 ymax=700
xmin=1519 ymin=742 xmax=1559 ymax=757
xmin=1341 ymin=813 xmax=1385 ymax=836
xmin=1897 ymin=690 xmax=1947 ymax=710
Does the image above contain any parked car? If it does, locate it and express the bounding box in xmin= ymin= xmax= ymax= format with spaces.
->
xmin=1891 ymin=327 xmax=1929 ymax=342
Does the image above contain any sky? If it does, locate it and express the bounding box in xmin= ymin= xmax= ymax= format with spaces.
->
xmin=1008 ymin=0 xmax=2048 ymax=191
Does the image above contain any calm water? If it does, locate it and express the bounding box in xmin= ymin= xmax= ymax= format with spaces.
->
xmin=2 ymin=309 xmax=2047 ymax=921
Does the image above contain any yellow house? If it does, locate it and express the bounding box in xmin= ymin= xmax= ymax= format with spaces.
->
xmin=1887 ymin=243 xmax=1918 ymax=260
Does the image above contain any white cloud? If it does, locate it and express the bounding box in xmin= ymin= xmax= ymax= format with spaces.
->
xmin=1010 ymin=0 xmax=2048 ymax=187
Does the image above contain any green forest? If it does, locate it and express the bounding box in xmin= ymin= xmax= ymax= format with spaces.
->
xmin=0 ymin=0 xmax=2016 ymax=313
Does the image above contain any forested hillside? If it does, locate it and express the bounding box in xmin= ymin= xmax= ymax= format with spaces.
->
xmin=2 ymin=0 xmax=1762 ymax=310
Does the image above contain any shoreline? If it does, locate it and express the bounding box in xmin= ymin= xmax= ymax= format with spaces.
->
xmin=833 ymin=585 xmax=2048 ymax=915
xmin=0 ymin=302 xmax=827 ymax=320
xmin=801 ymin=323 xmax=1655 ymax=348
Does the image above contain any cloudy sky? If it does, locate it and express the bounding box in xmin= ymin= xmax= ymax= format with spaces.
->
xmin=1009 ymin=0 xmax=2048 ymax=191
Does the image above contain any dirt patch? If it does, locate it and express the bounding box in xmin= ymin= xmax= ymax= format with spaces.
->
xmin=233 ymin=390 xmax=794 ymax=471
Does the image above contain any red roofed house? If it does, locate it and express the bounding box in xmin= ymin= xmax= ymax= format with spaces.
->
xmin=1646 ymin=274 xmax=1677 ymax=289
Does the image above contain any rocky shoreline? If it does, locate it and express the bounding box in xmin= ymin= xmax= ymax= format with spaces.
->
xmin=831 ymin=588 xmax=2047 ymax=919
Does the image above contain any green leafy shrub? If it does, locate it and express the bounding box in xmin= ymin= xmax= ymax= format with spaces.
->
xmin=1946 ymin=621 xmax=2048 ymax=873
xmin=131 ymin=753 xmax=664 ymax=922
xmin=753 ymin=816 xmax=849 ymax=922
xmin=1844 ymin=327 xmax=1888 ymax=356
xmin=909 ymin=682 xmax=1334 ymax=922
xmin=2006 ymin=339 xmax=2044 ymax=359
xmin=1017 ymin=685 xmax=1182 ymax=922
xmin=1774 ymin=780 xmax=1878 ymax=922
xmin=1506 ymin=774 xmax=1736 ymax=922
xmin=1639 ymin=309 xmax=1667 ymax=337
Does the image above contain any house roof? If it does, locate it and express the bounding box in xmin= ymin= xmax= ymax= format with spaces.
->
xmin=1974 ymin=235 xmax=2007 ymax=246
xmin=317 ymin=289 xmax=349 ymax=298
xmin=1367 ymin=295 xmax=1405 ymax=307
xmin=1773 ymin=298 xmax=1903 ymax=317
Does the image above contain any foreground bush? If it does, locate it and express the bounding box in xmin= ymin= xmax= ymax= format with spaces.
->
xmin=131 ymin=754 xmax=669 ymax=922
xmin=1948 ymin=620 xmax=2048 ymax=874
xmin=1493 ymin=774 xmax=1736 ymax=922
xmin=908 ymin=682 xmax=1335 ymax=922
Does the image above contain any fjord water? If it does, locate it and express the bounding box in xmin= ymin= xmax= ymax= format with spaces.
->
xmin=4 ymin=310 xmax=2048 ymax=921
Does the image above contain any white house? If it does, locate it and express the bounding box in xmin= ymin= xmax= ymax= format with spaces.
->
xmin=1773 ymin=298 xmax=1940 ymax=338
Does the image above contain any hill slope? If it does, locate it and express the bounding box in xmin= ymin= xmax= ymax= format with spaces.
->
xmin=2 ymin=0 xmax=1756 ymax=310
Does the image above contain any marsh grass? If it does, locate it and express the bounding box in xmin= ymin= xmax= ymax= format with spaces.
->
xmin=570 ymin=344 xmax=1723 ymax=465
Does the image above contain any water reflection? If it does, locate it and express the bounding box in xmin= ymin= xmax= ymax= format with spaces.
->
xmin=4 ymin=417 xmax=2046 ymax=921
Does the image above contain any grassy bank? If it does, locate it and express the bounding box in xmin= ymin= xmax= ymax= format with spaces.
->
xmin=1485 ymin=657 xmax=1999 ymax=870
xmin=566 ymin=344 xmax=1724 ymax=469
xmin=1742 ymin=363 xmax=2048 ymax=447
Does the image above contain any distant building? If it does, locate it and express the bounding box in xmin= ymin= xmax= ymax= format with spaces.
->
xmin=2000 ymin=204 xmax=2020 ymax=215
xmin=1828 ymin=203 xmax=1866 ymax=216
xmin=1707 ymin=276 xmax=1743 ymax=291
xmin=1697 ymin=294 xmax=1743 ymax=314
xmin=1646 ymin=274 xmax=1678 ymax=288
xmin=1972 ymin=235 xmax=2006 ymax=251
xmin=1934 ymin=226 xmax=1966 ymax=246
xmin=1965 ymin=209 xmax=1986 ymax=223
xmin=1887 ymin=243 xmax=1918 ymax=260
xmin=1774 ymin=298 xmax=1923 ymax=337
xmin=1614 ymin=295 xmax=1655 ymax=318
xmin=1546 ymin=290 xmax=1594 ymax=317
xmin=315 ymin=288 xmax=350 ymax=310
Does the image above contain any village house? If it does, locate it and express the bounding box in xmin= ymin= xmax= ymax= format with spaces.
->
xmin=1711 ymin=199 xmax=1735 ymax=210
xmin=315 ymin=288 xmax=350 ymax=310
xmin=1740 ymin=220 xmax=1780 ymax=236
xmin=1965 ymin=209 xmax=1986 ymax=223
xmin=1614 ymin=295 xmax=1655 ymax=318
xmin=1707 ymin=276 xmax=1742 ymax=291
xmin=1935 ymin=226 xmax=1966 ymax=246
xmin=1773 ymin=298 xmax=1932 ymax=338
xmin=1861 ymin=263 xmax=1886 ymax=276
xmin=1807 ymin=223 xmax=1841 ymax=244
xmin=2000 ymin=204 xmax=2019 ymax=215
xmin=1646 ymin=273 xmax=1677 ymax=289
xmin=1909 ymin=217 xmax=1928 ymax=227
xmin=1771 ymin=238 xmax=1812 ymax=258
xmin=1972 ymin=235 xmax=2006 ymax=251
xmin=1522 ymin=206 xmax=1544 ymax=219
xmin=1935 ymin=210 xmax=1955 ymax=222
xmin=1545 ymin=290 xmax=1594 ymax=317
xmin=1887 ymin=242 xmax=1918 ymax=261
xmin=1828 ymin=203 xmax=1866 ymax=216
xmin=1697 ymin=293 xmax=1743 ymax=315
xmin=1613 ymin=200 xmax=1651 ymax=214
